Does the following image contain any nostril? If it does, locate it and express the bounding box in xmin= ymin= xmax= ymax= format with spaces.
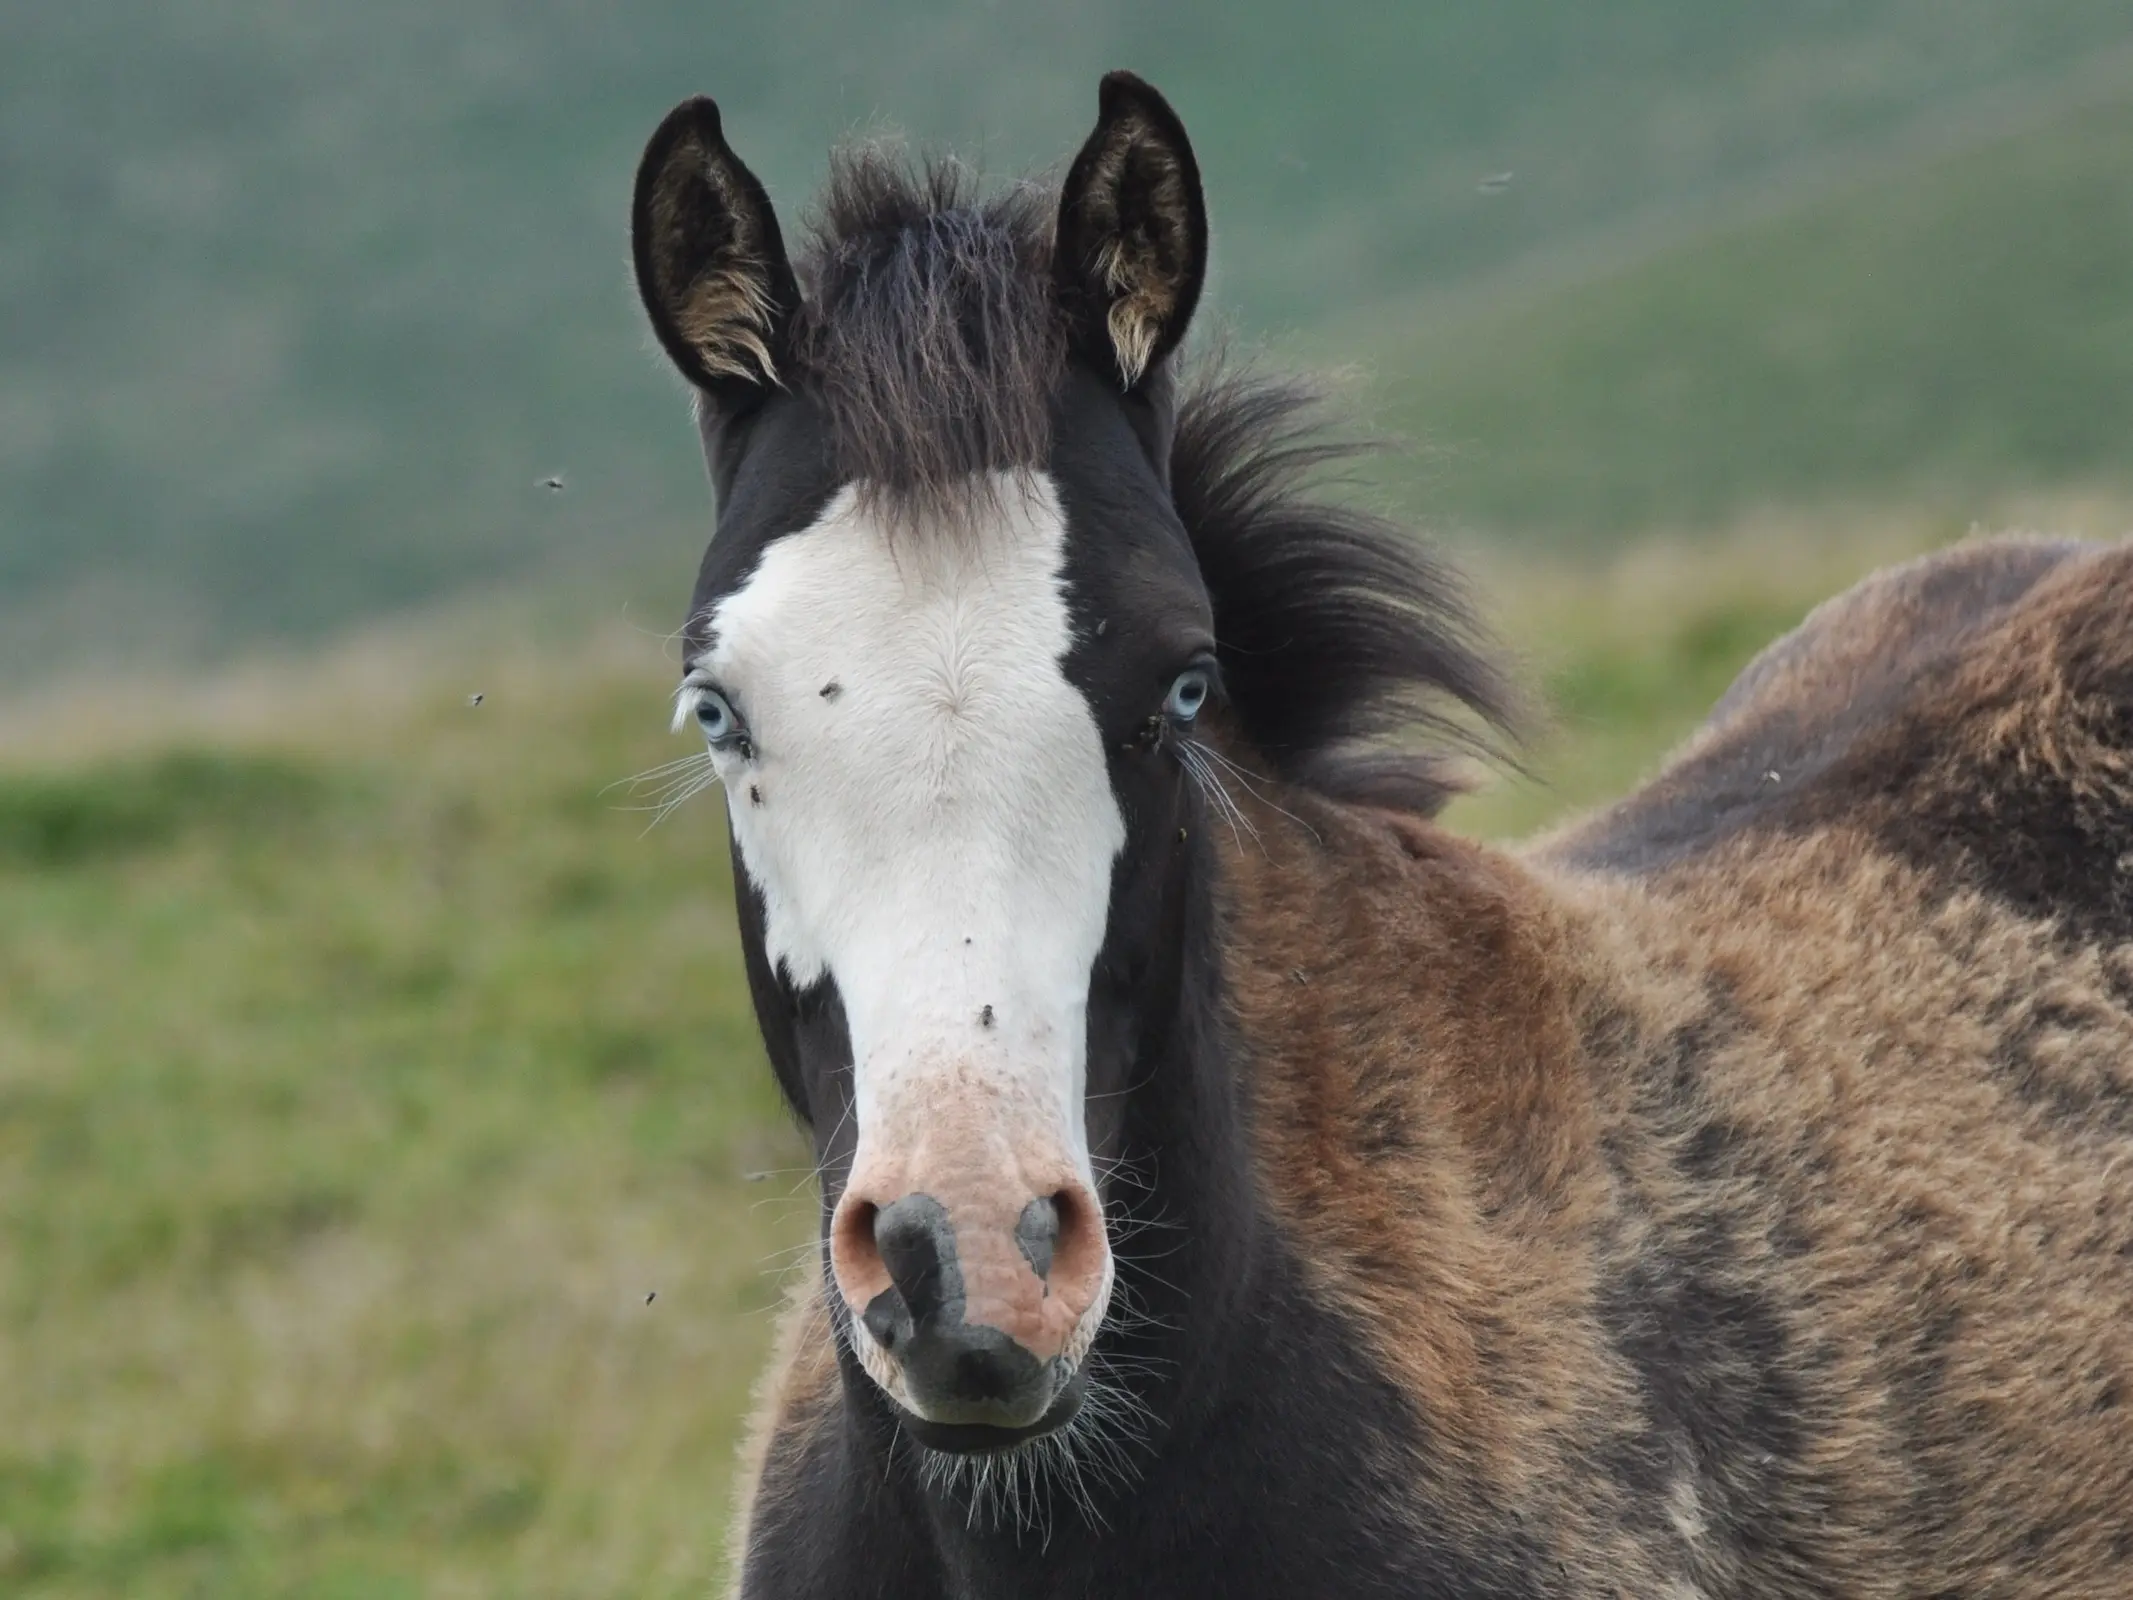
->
xmin=861 ymin=1286 xmax=910 ymax=1353
xmin=871 ymin=1193 xmax=958 ymax=1326
xmin=1046 ymin=1183 xmax=1108 ymax=1310
xmin=1015 ymin=1193 xmax=1062 ymax=1282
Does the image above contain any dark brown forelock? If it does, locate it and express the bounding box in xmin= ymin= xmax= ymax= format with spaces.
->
xmin=790 ymin=147 xmax=1064 ymax=521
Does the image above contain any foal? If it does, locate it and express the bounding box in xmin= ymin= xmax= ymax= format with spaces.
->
xmin=631 ymin=73 xmax=2133 ymax=1598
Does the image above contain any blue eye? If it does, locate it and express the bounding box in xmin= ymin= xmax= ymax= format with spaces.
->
xmin=1164 ymin=667 xmax=1211 ymax=723
xmin=693 ymin=687 xmax=747 ymax=751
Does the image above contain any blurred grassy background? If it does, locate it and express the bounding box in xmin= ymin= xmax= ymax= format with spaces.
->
xmin=8 ymin=0 xmax=2133 ymax=663
xmin=1 ymin=624 xmax=808 ymax=1597
xmin=5 ymin=1 xmax=2133 ymax=1594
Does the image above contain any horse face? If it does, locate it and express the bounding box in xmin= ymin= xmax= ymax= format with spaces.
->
xmin=633 ymin=78 xmax=1209 ymax=1445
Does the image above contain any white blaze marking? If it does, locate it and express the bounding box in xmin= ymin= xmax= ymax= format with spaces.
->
xmin=690 ymin=473 xmax=1124 ymax=1183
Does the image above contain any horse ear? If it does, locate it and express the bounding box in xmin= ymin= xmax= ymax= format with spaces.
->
xmin=632 ymin=96 xmax=800 ymax=403
xmin=1053 ymin=72 xmax=1208 ymax=390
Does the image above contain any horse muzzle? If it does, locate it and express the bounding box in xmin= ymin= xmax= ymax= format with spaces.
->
xmin=830 ymin=1138 xmax=1110 ymax=1444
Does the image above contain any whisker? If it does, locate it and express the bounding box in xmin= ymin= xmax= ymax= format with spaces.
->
xmin=629 ymin=766 xmax=726 ymax=833
xmin=1180 ymin=740 xmax=1263 ymax=847
xmin=1109 ymin=1231 xmax=1190 ymax=1263
xmin=605 ymin=750 xmax=715 ymax=794
xmin=755 ymin=1238 xmax=825 ymax=1270
xmin=1178 ymin=742 xmax=1256 ymax=855
xmin=614 ymin=783 xmax=718 ymax=819
xmin=903 ymin=1281 xmax=1168 ymax=1540
xmin=1091 ymin=1149 xmax=1159 ymax=1195
xmin=1188 ymin=738 xmax=1324 ymax=844
xmin=1192 ymin=745 xmax=1262 ymax=849
xmin=1101 ymin=1196 xmax=1179 ymax=1232
xmin=814 ymin=1100 xmax=858 ymax=1189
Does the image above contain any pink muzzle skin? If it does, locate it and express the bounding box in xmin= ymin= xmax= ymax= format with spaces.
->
xmin=830 ymin=1082 xmax=1109 ymax=1430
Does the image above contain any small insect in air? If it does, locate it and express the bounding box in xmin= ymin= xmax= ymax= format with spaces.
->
xmin=1477 ymin=171 xmax=1514 ymax=194
xmin=466 ymin=692 xmax=484 ymax=708
xmin=539 ymin=474 xmax=565 ymax=492
xmin=645 ymin=1291 xmax=657 ymax=1306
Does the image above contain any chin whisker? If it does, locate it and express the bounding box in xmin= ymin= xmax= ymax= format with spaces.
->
xmin=901 ymin=1325 xmax=1164 ymax=1542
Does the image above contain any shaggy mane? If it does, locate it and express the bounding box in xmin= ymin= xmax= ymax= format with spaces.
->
xmin=790 ymin=149 xmax=1062 ymax=514
xmin=1172 ymin=370 xmax=1524 ymax=813
xmin=789 ymin=151 xmax=1521 ymax=811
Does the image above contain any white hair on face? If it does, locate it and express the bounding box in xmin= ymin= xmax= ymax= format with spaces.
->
xmin=686 ymin=471 xmax=1125 ymax=1352
xmin=691 ymin=472 xmax=1121 ymax=1018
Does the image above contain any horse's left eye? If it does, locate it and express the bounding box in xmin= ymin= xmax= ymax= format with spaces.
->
xmin=1164 ymin=668 xmax=1211 ymax=723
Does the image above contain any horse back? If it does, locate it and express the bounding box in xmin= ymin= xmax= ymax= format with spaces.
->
xmin=1544 ymin=534 xmax=2133 ymax=936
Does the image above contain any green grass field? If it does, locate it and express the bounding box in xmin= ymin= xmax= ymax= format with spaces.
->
xmin=10 ymin=516 xmax=2095 ymax=1596
xmin=0 ymin=638 xmax=807 ymax=1597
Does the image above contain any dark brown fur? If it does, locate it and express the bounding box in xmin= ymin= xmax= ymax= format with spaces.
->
xmin=737 ymin=537 xmax=2133 ymax=1595
xmin=789 ymin=152 xmax=1063 ymax=520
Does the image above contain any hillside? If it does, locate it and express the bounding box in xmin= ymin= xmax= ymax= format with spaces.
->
xmin=1359 ymin=68 xmax=2133 ymax=542
xmin=4 ymin=2 xmax=2132 ymax=664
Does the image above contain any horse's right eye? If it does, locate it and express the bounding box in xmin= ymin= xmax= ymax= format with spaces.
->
xmin=694 ymin=688 xmax=746 ymax=750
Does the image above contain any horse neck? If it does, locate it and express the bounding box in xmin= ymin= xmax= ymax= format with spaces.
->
xmin=1219 ymin=782 xmax=1594 ymax=1193
xmin=1091 ymin=762 xmax=1602 ymax=1421
xmin=1208 ymin=777 xmax=1621 ymax=1433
